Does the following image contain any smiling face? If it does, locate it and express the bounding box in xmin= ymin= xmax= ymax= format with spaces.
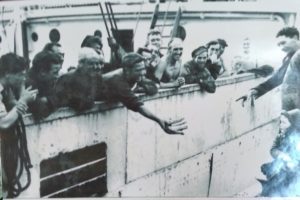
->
xmin=141 ymin=51 xmax=153 ymax=67
xmin=127 ymin=61 xmax=146 ymax=82
xmin=194 ymin=51 xmax=208 ymax=68
xmin=148 ymin=33 xmax=162 ymax=49
xmin=207 ymin=43 xmax=220 ymax=57
xmin=40 ymin=63 xmax=62 ymax=85
xmin=277 ymin=35 xmax=299 ymax=54
xmin=169 ymin=39 xmax=183 ymax=61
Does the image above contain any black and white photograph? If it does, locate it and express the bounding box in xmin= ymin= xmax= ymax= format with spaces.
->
xmin=0 ymin=0 xmax=300 ymax=198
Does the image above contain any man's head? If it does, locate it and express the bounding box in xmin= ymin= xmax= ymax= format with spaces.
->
xmin=137 ymin=45 xmax=160 ymax=68
xmin=43 ymin=42 xmax=64 ymax=61
xmin=217 ymin=39 xmax=228 ymax=57
xmin=31 ymin=51 xmax=63 ymax=84
xmin=276 ymin=27 xmax=300 ymax=53
xmin=81 ymin=35 xmax=103 ymax=55
xmin=0 ymin=53 xmax=28 ymax=88
xmin=168 ymin=37 xmax=183 ymax=61
xmin=122 ymin=53 xmax=146 ymax=83
xmin=191 ymin=46 xmax=208 ymax=68
xmin=78 ymin=47 xmax=104 ymax=74
xmin=147 ymin=28 xmax=162 ymax=49
xmin=137 ymin=47 xmax=153 ymax=67
xmin=206 ymin=40 xmax=220 ymax=57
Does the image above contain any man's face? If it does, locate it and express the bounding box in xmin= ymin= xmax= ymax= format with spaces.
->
xmin=208 ymin=43 xmax=220 ymax=57
xmin=128 ymin=61 xmax=146 ymax=82
xmin=83 ymin=57 xmax=104 ymax=74
xmin=170 ymin=43 xmax=183 ymax=61
xmin=194 ymin=51 xmax=208 ymax=67
xmin=141 ymin=51 xmax=153 ymax=67
xmin=6 ymin=70 xmax=26 ymax=88
xmin=148 ymin=34 xmax=162 ymax=49
xmin=41 ymin=63 xmax=62 ymax=84
xmin=277 ymin=35 xmax=298 ymax=53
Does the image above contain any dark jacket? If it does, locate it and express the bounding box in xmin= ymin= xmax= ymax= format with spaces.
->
xmin=254 ymin=53 xmax=294 ymax=98
xmin=98 ymin=73 xmax=144 ymax=112
xmin=55 ymin=68 xmax=102 ymax=112
xmin=26 ymin=72 xmax=58 ymax=120
xmin=183 ymin=60 xmax=216 ymax=93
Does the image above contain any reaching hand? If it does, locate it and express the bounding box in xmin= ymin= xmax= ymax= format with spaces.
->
xmin=176 ymin=77 xmax=185 ymax=87
xmin=16 ymin=101 xmax=28 ymax=115
xmin=19 ymin=86 xmax=38 ymax=104
xmin=210 ymin=53 xmax=219 ymax=64
xmin=236 ymin=89 xmax=258 ymax=107
xmin=159 ymin=118 xmax=187 ymax=135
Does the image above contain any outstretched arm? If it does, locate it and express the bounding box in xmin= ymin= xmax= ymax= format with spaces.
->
xmin=137 ymin=105 xmax=187 ymax=135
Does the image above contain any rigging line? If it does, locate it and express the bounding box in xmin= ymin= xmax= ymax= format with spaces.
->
xmin=98 ymin=2 xmax=111 ymax=38
xmin=108 ymin=2 xmax=118 ymax=31
xmin=105 ymin=2 xmax=114 ymax=33
xmin=1 ymin=6 xmax=7 ymax=37
xmin=161 ymin=0 xmax=172 ymax=34
xmin=106 ymin=1 xmax=120 ymax=43
xmin=1 ymin=6 xmax=10 ymax=53
xmin=132 ymin=2 xmax=143 ymax=44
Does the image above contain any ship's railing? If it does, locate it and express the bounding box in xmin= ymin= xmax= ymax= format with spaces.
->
xmin=19 ymin=73 xmax=280 ymax=198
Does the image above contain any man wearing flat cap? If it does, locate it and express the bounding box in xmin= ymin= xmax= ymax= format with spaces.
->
xmin=99 ymin=52 xmax=187 ymax=135
xmin=182 ymin=46 xmax=216 ymax=93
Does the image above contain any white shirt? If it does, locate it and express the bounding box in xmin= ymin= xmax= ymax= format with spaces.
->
xmin=0 ymin=84 xmax=7 ymax=119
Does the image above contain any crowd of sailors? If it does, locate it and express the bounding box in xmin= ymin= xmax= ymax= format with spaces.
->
xmin=2 ymin=24 xmax=300 ymax=197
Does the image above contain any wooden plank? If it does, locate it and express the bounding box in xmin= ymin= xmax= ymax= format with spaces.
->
xmin=40 ymin=142 xmax=107 ymax=178
xmin=48 ymin=176 xmax=107 ymax=198
xmin=40 ymin=159 xmax=106 ymax=196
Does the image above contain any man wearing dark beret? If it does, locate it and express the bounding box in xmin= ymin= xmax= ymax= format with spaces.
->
xmin=182 ymin=46 xmax=216 ymax=93
xmin=99 ymin=52 xmax=187 ymax=135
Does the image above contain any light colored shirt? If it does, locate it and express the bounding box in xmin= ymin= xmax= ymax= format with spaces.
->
xmin=0 ymin=84 xmax=7 ymax=119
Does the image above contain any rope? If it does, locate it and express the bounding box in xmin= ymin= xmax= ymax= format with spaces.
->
xmin=160 ymin=0 xmax=172 ymax=34
xmin=2 ymin=116 xmax=32 ymax=198
xmin=132 ymin=3 xmax=143 ymax=44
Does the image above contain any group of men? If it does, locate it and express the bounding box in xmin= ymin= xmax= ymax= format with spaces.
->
xmin=0 ymin=27 xmax=232 ymax=135
xmin=144 ymin=29 xmax=228 ymax=91
xmin=1 ymin=24 xmax=300 ymax=197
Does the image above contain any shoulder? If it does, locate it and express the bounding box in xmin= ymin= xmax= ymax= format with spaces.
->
xmin=291 ymin=49 xmax=300 ymax=65
xmin=183 ymin=60 xmax=194 ymax=69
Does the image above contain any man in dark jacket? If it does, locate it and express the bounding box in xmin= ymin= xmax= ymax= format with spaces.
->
xmin=55 ymin=47 xmax=104 ymax=111
xmin=99 ymin=52 xmax=187 ymax=135
xmin=182 ymin=46 xmax=216 ymax=93
xmin=26 ymin=51 xmax=63 ymax=119
xmin=237 ymin=27 xmax=299 ymax=107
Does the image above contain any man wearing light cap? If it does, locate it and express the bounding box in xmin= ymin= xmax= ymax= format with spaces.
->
xmin=54 ymin=47 xmax=104 ymax=111
xmin=99 ymin=52 xmax=187 ymax=135
xmin=182 ymin=46 xmax=216 ymax=93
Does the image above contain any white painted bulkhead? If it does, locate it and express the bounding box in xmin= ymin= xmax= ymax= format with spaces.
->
xmin=20 ymin=74 xmax=280 ymax=198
